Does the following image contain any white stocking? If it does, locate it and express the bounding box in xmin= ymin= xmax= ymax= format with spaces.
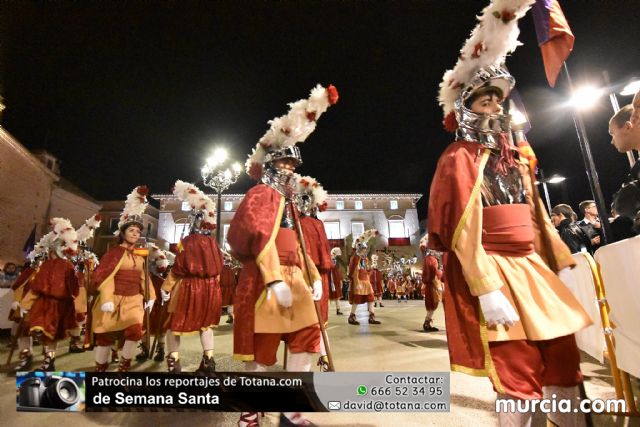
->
xmin=496 ymin=394 xmax=532 ymax=427
xmin=543 ymin=385 xmax=586 ymax=427
xmin=18 ymin=336 xmax=32 ymax=352
xmin=245 ymin=361 xmax=268 ymax=372
xmin=166 ymin=331 xmax=181 ymax=353
xmin=367 ymin=301 xmax=375 ymax=314
xmin=426 ymin=310 xmax=435 ymax=321
xmin=350 ymin=304 xmax=357 ymax=314
xmin=287 ymin=351 xmax=312 ymax=372
xmin=227 ymin=305 xmax=234 ymax=316
xmin=44 ymin=342 xmax=57 ymax=353
xmin=121 ymin=340 xmax=138 ymax=359
xmin=199 ymin=328 xmax=214 ymax=352
xmin=95 ymin=345 xmax=110 ymax=364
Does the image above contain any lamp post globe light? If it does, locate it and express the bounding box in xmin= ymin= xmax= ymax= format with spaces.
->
xmin=201 ymin=147 xmax=242 ymax=244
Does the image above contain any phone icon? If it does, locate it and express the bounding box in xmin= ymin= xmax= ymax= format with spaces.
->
xmin=357 ymin=385 xmax=367 ymax=396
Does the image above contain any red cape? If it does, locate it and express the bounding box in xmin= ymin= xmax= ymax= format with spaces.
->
xmin=173 ymin=233 xmax=223 ymax=277
xmin=227 ymin=183 xmax=282 ymax=360
xmin=427 ymin=140 xmax=486 ymax=373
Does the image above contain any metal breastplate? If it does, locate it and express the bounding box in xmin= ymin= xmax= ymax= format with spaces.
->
xmin=480 ymin=150 xmax=526 ymax=206
xmin=262 ymin=168 xmax=297 ymax=229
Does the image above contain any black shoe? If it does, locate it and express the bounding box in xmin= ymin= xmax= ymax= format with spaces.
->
xmin=379 ymin=302 xmax=384 ymax=308
xmin=368 ymin=313 xmax=381 ymax=325
xmin=136 ymin=342 xmax=149 ymax=361
xmin=374 ymin=302 xmax=378 ymax=308
xmin=153 ymin=344 xmax=165 ymax=362
xmin=279 ymin=412 xmax=317 ymax=427
xmin=38 ymin=352 xmax=56 ymax=372
xmin=111 ymin=349 xmax=119 ymax=364
xmin=317 ymin=356 xmax=330 ymax=372
xmin=336 ymin=309 xmax=343 ymax=316
xmin=14 ymin=350 xmax=33 ymax=372
xmin=226 ymin=315 xmax=234 ymax=324
xmin=195 ymin=354 xmax=216 ymax=375
xmin=423 ymin=320 xmax=439 ymax=332
xmin=348 ymin=313 xmax=359 ymax=325
xmin=167 ymin=354 xmax=181 ymax=373
xmin=69 ymin=336 xmax=85 ymax=353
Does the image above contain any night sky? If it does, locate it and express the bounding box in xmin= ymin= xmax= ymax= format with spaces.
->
xmin=3 ymin=1 xmax=640 ymax=219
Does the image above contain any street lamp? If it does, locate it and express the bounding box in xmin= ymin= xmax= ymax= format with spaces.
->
xmin=562 ymin=68 xmax=612 ymax=244
xmin=201 ymin=148 xmax=242 ymax=244
xmin=620 ymin=79 xmax=640 ymax=97
xmin=536 ymin=170 xmax=566 ymax=214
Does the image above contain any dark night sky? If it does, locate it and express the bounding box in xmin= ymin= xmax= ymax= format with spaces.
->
xmin=2 ymin=1 xmax=640 ymax=218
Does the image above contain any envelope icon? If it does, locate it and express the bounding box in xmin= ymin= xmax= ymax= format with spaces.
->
xmin=328 ymin=401 xmax=341 ymax=410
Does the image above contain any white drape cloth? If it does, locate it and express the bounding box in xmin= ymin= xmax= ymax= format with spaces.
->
xmin=558 ymin=253 xmax=605 ymax=363
xmin=595 ymin=236 xmax=640 ymax=377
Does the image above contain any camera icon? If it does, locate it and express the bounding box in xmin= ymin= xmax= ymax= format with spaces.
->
xmin=19 ymin=375 xmax=81 ymax=410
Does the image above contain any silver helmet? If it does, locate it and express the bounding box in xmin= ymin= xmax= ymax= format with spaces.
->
xmin=454 ymin=65 xmax=515 ymax=147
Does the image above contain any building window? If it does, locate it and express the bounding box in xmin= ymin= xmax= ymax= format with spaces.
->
xmin=336 ymin=200 xmax=344 ymax=210
xmin=173 ymin=223 xmax=189 ymax=243
xmin=390 ymin=200 xmax=398 ymax=210
xmin=324 ymin=222 xmax=341 ymax=239
xmin=224 ymin=201 xmax=233 ymax=211
xmin=351 ymin=222 xmax=365 ymax=238
xmin=181 ymin=201 xmax=191 ymax=212
xmin=388 ymin=219 xmax=406 ymax=238
xmin=354 ymin=200 xmax=363 ymax=210
xmin=109 ymin=218 xmax=119 ymax=233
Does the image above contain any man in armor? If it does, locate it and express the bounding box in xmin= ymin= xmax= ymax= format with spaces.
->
xmin=428 ymin=2 xmax=591 ymax=425
xmin=347 ymin=230 xmax=381 ymax=325
xmin=161 ymin=180 xmax=223 ymax=374
xmin=228 ymin=84 xmax=337 ymax=427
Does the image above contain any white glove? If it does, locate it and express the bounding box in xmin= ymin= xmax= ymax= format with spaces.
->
xmin=20 ymin=307 xmax=28 ymax=318
xmin=268 ymin=281 xmax=292 ymax=308
xmin=478 ymin=289 xmax=520 ymax=327
xmin=144 ymin=299 xmax=155 ymax=312
xmin=160 ymin=289 xmax=171 ymax=302
xmin=312 ymin=280 xmax=323 ymax=301
xmin=11 ymin=301 xmax=20 ymax=311
xmin=101 ymin=301 xmax=115 ymax=313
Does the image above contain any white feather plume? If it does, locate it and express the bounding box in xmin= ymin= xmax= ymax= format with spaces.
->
xmin=114 ymin=186 xmax=149 ymax=235
xmin=76 ymin=214 xmax=102 ymax=244
xmin=173 ymin=180 xmax=216 ymax=229
xmin=438 ymin=0 xmax=535 ymax=117
xmin=50 ymin=217 xmax=79 ymax=255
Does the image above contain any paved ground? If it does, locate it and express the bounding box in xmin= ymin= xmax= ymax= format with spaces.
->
xmin=0 ymin=299 xmax=638 ymax=426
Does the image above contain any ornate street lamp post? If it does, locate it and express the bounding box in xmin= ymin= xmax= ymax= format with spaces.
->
xmin=201 ymin=147 xmax=242 ymax=244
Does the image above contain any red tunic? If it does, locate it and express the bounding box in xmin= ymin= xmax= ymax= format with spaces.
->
xmin=147 ymin=274 xmax=168 ymax=336
xmin=166 ymin=233 xmax=223 ymax=333
xmin=300 ymin=215 xmax=332 ymax=325
xmin=422 ymin=255 xmax=441 ymax=311
xmin=220 ymin=265 xmax=237 ymax=307
xmin=348 ymin=255 xmax=374 ymax=304
xmin=28 ymin=258 xmax=80 ymax=341
xmin=329 ymin=262 xmax=343 ymax=300
xmin=369 ymin=269 xmax=383 ymax=297
xmin=228 ymin=184 xmax=285 ymax=360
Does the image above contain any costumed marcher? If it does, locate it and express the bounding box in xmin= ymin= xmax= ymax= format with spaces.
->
xmin=137 ymin=244 xmax=175 ymax=362
xmin=220 ymin=250 xmax=240 ymax=324
xmin=420 ymin=234 xmax=443 ymax=332
xmin=296 ymin=173 xmax=333 ymax=372
xmin=369 ymin=254 xmax=384 ymax=308
xmin=347 ymin=229 xmax=381 ymax=325
xmin=229 ymin=83 xmax=338 ymax=427
xmin=428 ymin=2 xmax=592 ymax=425
xmin=160 ymin=180 xmax=223 ymax=374
xmin=67 ymin=214 xmax=102 ymax=353
xmin=395 ymin=269 xmax=406 ymax=303
xmin=329 ymin=247 xmax=344 ymax=315
xmin=20 ymin=218 xmax=82 ymax=371
xmin=9 ymin=236 xmax=51 ymax=371
xmin=87 ymin=186 xmax=155 ymax=372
